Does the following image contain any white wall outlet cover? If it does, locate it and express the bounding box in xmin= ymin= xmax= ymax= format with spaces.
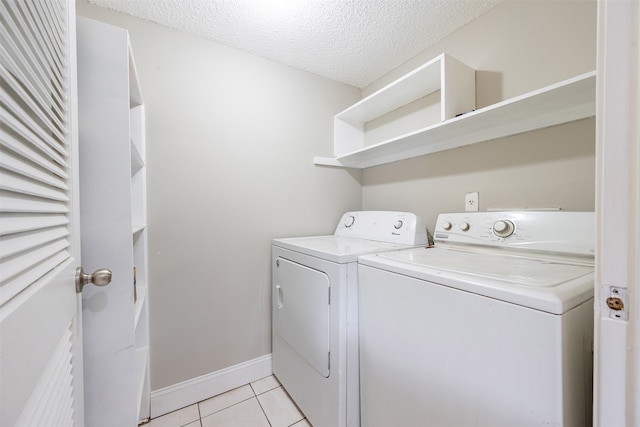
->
xmin=465 ymin=192 xmax=479 ymax=211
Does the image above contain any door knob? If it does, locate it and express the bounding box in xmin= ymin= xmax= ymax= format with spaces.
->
xmin=76 ymin=267 xmax=112 ymax=293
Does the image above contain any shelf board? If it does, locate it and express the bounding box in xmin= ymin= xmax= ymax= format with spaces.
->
xmin=134 ymin=284 xmax=147 ymax=329
xmin=316 ymin=71 xmax=596 ymax=169
xmin=338 ymin=54 xmax=444 ymax=124
xmin=130 ymin=104 xmax=145 ymax=157
xmin=129 ymin=45 xmax=143 ymax=107
xmin=132 ymin=223 xmax=146 ymax=235
xmin=131 ymin=139 xmax=144 ymax=175
xmin=135 ymin=346 xmax=149 ymax=415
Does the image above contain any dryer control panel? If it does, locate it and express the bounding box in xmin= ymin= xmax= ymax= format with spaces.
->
xmin=433 ymin=211 xmax=595 ymax=256
xmin=334 ymin=211 xmax=429 ymax=246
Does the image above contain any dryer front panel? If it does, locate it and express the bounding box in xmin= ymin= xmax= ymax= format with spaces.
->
xmin=274 ymin=257 xmax=330 ymax=378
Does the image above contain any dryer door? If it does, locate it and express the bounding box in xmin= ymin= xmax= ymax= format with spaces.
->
xmin=274 ymin=257 xmax=330 ymax=378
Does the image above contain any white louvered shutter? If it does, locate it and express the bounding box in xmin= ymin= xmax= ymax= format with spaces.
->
xmin=0 ymin=0 xmax=72 ymax=305
xmin=0 ymin=1 xmax=82 ymax=426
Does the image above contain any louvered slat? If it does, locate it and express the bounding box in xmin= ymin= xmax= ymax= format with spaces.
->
xmin=9 ymin=0 xmax=64 ymax=92
xmin=0 ymin=213 xmax=69 ymax=235
xmin=4 ymin=1 xmax=66 ymax=104
xmin=0 ymin=70 xmax=68 ymax=159
xmin=0 ymin=147 xmax=68 ymax=190
xmin=0 ymin=170 xmax=68 ymax=201
xmin=14 ymin=323 xmax=75 ymax=427
xmin=32 ymin=340 xmax=73 ymax=427
xmin=0 ymin=239 xmax=69 ymax=305
xmin=0 ymin=227 xmax=69 ymax=259
xmin=0 ymin=98 xmax=68 ymax=165
xmin=28 ymin=1 xmax=65 ymax=85
xmin=0 ymin=237 xmax=69 ymax=283
xmin=25 ymin=1 xmax=67 ymax=112
xmin=1 ymin=68 xmax=66 ymax=142
xmin=0 ymin=3 xmax=69 ymax=153
xmin=0 ymin=125 xmax=68 ymax=178
xmin=0 ymin=20 xmax=61 ymax=124
xmin=34 ymin=0 xmax=69 ymax=127
xmin=39 ymin=0 xmax=67 ymax=95
xmin=0 ymin=190 xmax=68 ymax=213
xmin=0 ymin=1 xmax=65 ymax=119
xmin=0 ymin=0 xmax=72 ymax=306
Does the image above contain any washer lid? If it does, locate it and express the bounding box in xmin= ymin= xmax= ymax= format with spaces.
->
xmin=388 ymin=247 xmax=593 ymax=287
xmin=359 ymin=247 xmax=594 ymax=314
xmin=273 ymin=235 xmax=422 ymax=264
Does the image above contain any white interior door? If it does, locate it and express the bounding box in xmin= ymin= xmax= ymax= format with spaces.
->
xmin=0 ymin=0 xmax=86 ymax=425
xmin=76 ymin=17 xmax=141 ymax=426
xmin=594 ymin=0 xmax=640 ymax=425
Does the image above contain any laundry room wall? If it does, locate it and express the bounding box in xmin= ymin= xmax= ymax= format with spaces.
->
xmin=361 ymin=0 xmax=597 ymax=230
xmin=76 ymin=1 xmax=362 ymax=391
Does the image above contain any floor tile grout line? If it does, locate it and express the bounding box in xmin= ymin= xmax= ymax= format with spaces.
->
xmin=198 ymin=382 xmax=264 ymax=421
xmin=199 ymin=394 xmax=257 ymax=421
xmin=199 ymin=395 xmax=273 ymax=427
xmin=254 ymin=393 xmax=274 ymax=427
xmin=196 ymin=397 xmax=203 ymax=427
xmin=156 ymin=377 xmax=288 ymax=426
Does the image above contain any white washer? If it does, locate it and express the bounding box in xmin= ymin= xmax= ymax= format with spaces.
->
xmin=358 ymin=211 xmax=595 ymax=427
xmin=272 ymin=211 xmax=429 ymax=427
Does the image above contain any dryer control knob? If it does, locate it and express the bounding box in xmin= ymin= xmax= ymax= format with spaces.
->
xmin=443 ymin=222 xmax=452 ymax=231
xmin=493 ymin=220 xmax=515 ymax=238
xmin=344 ymin=215 xmax=355 ymax=228
xmin=459 ymin=222 xmax=470 ymax=232
xmin=394 ymin=220 xmax=403 ymax=229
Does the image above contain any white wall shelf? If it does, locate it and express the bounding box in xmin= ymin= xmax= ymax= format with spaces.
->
xmin=330 ymin=53 xmax=476 ymax=158
xmin=315 ymin=63 xmax=596 ymax=169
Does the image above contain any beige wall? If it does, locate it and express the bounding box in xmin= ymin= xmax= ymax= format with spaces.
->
xmin=76 ymin=0 xmax=597 ymax=392
xmin=76 ymin=1 xmax=362 ymax=390
xmin=362 ymin=0 xmax=597 ymax=229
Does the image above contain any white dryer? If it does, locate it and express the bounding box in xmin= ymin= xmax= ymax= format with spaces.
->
xmin=357 ymin=211 xmax=595 ymax=427
xmin=272 ymin=211 xmax=429 ymax=427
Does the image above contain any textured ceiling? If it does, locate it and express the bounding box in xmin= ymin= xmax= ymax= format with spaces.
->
xmin=86 ymin=0 xmax=502 ymax=88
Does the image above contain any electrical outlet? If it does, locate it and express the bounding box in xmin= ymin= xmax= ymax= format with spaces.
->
xmin=606 ymin=286 xmax=628 ymax=320
xmin=465 ymin=192 xmax=479 ymax=212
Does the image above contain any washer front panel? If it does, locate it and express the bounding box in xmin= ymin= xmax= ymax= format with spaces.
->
xmin=358 ymin=264 xmax=593 ymax=427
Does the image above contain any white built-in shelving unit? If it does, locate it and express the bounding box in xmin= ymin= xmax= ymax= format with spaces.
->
xmin=77 ymin=17 xmax=150 ymax=426
xmin=130 ymin=89 xmax=150 ymax=425
xmin=314 ymin=53 xmax=596 ymax=169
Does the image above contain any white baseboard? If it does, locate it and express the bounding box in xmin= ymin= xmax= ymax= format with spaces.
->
xmin=150 ymin=354 xmax=272 ymax=419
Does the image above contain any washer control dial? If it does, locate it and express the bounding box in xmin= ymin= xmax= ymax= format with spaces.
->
xmin=344 ymin=215 xmax=355 ymax=228
xmin=459 ymin=222 xmax=470 ymax=232
xmin=394 ymin=220 xmax=404 ymax=230
xmin=442 ymin=221 xmax=452 ymax=231
xmin=493 ymin=219 xmax=515 ymax=238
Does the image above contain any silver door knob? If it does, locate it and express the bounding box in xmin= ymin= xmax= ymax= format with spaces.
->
xmin=75 ymin=267 xmax=112 ymax=293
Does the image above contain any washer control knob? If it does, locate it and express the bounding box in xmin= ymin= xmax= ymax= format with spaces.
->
xmin=459 ymin=222 xmax=470 ymax=232
xmin=344 ymin=215 xmax=355 ymax=228
xmin=442 ymin=222 xmax=452 ymax=231
xmin=493 ymin=220 xmax=515 ymax=238
xmin=394 ymin=220 xmax=403 ymax=230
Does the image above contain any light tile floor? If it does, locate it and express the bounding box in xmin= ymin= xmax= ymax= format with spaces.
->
xmin=147 ymin=375 xmax=312 ymax=427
